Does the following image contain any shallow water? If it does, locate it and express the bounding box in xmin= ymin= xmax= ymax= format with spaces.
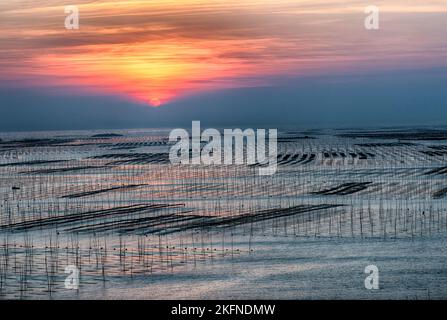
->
xmin=1 ymin=127 xmax=447 ymax=299
xmin=48 ymin=234 xmax=447 ymax=300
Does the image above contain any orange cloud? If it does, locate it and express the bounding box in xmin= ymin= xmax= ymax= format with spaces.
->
xmin=1 ymin=0 xmax=447 ymax=106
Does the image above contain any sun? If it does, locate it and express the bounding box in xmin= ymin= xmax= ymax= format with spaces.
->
xmin=149 ymin=97 xmax=161 ymax=107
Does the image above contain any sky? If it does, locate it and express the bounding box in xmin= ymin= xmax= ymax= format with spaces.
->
xmin=1 ymin=0 xmax=447 ymax=130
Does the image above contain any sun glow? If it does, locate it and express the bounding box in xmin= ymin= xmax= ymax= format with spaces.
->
xmin=1 ymin=0 xmax=447 ymax=106
xmin=32 ymin=38 xmax=288 ymax=106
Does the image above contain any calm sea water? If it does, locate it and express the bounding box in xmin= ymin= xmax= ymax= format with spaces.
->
xmin=1 ymin=127 xmax=447 ymax=299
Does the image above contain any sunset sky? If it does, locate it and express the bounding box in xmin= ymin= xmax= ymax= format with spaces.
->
xmin=1 ymin=1 xmax=447 ymax=129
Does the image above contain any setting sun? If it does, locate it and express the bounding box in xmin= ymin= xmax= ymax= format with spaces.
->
xmin=149 ymin=97 xmax=161 ymax=107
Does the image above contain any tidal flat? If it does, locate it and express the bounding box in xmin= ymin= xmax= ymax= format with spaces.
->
xmin=1 ymin=126 xmax=447 ymax=299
